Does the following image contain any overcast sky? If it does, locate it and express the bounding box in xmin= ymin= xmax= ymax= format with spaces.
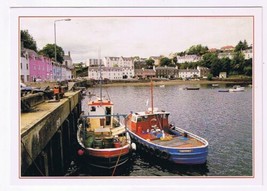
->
xmin=20 ymin=16 xmax=253 ymax=63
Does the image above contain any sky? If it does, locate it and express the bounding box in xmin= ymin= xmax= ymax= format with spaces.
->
xmin=20 ymin=16 xmax=253 ymax=63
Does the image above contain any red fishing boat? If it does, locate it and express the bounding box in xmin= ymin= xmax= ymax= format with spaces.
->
xmin=125 ymin=81 xmax=208 ymax=165
xmin=76 ymin=51 xmax=132 ymax=170
xmin=76 ymin=98 xmax=132 ymax=169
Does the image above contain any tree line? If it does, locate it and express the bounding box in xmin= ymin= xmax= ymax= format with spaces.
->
xmin=137 ymin=41 xmax=252 ymax=77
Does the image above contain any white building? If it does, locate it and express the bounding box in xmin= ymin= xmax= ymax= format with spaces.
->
xmin=242 ymin=49 xmax=253 ymax=60
xmin=177 ymin=55 xmax=202 ymax=63
xmin=88 ymin=67 xmax=134 ymax=80
xmin=218 ymin=52 xmax=234 ymax=59
xmin=63 ymin=51 xmax=73 ymax=68
xmin=178 ymin=68 xmax=199 ymax=79
xmin=20 ymin=50 xmax=30 ymax=82
xmin=103 ymin=56 xmax=134 ymax=68
xmin=178 ymin=66 xmax=210 ymax=79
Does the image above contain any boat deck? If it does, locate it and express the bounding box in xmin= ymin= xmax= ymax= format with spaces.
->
xmin=137 ymin=133 xmax=204 ymax=148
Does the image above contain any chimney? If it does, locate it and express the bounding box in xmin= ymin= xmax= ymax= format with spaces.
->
xmin=68 ymin=51 xmax=70 ymax=57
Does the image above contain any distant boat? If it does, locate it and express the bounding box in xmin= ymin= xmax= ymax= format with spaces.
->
xmin=229 ymin=85 xmax=245 ymax=92
xmin=212 ymin=84 xmax=219 ymax=87
xmin=184 ymin=87 xmax=200 ymax=90
xmin=159 ymin=85 xmax=165 ymax=88
xmin=125 ymin=81 xmax=208 ymax=165
xmin=218 ymin=89 xmax=229 ymax=92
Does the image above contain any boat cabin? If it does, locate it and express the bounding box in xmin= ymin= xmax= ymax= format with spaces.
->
xmin=87 ymin=99 xmax=114 ymax=130
xmin=128 ymin=108 xmax=170 ymax=134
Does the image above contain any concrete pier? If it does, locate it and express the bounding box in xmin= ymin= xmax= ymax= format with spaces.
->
xmin=20 ymin=90 xmax=82 ymax=176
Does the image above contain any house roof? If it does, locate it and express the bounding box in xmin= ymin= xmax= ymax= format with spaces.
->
xmin=221 ymin=45 xmax=234 ymax=50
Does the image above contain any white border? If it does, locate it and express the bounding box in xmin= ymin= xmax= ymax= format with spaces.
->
xmin=1 ymin=1 xmax=266 ymax=191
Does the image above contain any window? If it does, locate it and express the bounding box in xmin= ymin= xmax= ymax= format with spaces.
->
xmin=21 ymin=63 xmax=22 ymax=69
xmin=90 ymin=106 xmax=96 ymax=112
xmin=26 ymin=64 xmax=28 ymax=70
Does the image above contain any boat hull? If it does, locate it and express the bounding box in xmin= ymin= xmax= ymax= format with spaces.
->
xmin=77 ymin=146 xmax=131 ymax=169
xmin=127 ymin=129 xmax=208 ymax=165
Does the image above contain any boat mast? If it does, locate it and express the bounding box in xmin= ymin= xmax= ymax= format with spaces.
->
xmin=99 ymin=48 xmax=102 ymax=101
xmin=151 ymin=79 xmax=153 ymax=114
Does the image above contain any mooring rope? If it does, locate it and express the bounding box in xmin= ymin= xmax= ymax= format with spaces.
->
xmin=111 ymin=146 xmax=123 ymax=176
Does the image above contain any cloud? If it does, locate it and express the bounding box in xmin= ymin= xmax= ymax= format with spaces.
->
xmin=20 ymin=16 xmax=253 ymax=63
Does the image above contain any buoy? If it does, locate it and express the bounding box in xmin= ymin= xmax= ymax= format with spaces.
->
xmin=77 ymin=149 xmax=84 ymax=156
xmin=131 ymin=143 xmax=137 ymax=151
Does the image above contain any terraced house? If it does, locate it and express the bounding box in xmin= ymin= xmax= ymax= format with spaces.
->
xmin=20 ymin=48 xmax=72 ymax=82
xmin=88 ymin=56 xmax=135 ymax=80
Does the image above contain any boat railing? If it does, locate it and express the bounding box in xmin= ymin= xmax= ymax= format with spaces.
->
xmin=174 ymin=126 xmax=209 ymax=147
xmin=79 ymin=114 xmax=127 ymax=118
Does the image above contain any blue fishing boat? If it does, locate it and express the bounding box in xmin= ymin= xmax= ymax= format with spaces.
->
xmin=125 ymin=81 xmax=208 ymax=165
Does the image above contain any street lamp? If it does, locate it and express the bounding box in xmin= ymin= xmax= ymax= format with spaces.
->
xmin=54 ymin=18 xmax=71 ymax=81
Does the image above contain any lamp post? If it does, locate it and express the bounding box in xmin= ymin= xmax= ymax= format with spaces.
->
xmin=54 ymin=18 xmax=71 ymax=81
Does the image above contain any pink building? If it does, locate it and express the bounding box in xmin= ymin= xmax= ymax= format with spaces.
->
xmin=27 ymin=49 xmax=53 ymax=82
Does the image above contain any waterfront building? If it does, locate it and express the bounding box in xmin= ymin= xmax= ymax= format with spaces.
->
xmin=134 ymin=68 xmax=156 ymax=79
xmin=88 ymin=66 xmax=134 ymax=80
xmin=20 ymin=50 xmax=30 ymax=82
xmin=156 ymin=66 xmax=179 ymax=79
xmin=26 ymin=48 xmax=53 ymax=82
xmin=178 ymin=66 xmax=210 ymax=79
xmin=219 ymin=72 xmax=227 ymax=79
xmin=52 ymin=62 xmax=61 ymax=81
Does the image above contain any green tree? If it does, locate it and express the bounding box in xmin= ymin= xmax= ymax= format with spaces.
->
xmin=39 ymin=44 xmax=65 ymax=63
xmin=177 ymin=51 xmax=186 ymax=56
xmin=187 ymin=44 xmax=208 ymax=56
xmin=243 ymin=58 xmax=252 ymax=76
xmin=160 ymin=57 xmax=173 ymax=67
xmin=234 ymin=40 xmax=249 ymax=52
xmin=200 ymin=52 xmax=222 ymax=76
xmin=231 ymin=51 xmax=246 ymax=74
xmin=207 ymin=73 xmax=213 ymax=81
xmin=21 ymin=30 xmax=37 ymax=52
xmin=145 ymin=59 xmax=155 ymax=69
xmin=220 ymin=57 xmax=231 ymax=75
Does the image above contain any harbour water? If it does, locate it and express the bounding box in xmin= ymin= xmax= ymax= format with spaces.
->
xmin=69 ymin=83 xmax=252 ymax=176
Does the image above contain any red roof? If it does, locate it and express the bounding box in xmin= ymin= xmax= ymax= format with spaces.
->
xmin=221 ymin=45 xmax=234 ymax=50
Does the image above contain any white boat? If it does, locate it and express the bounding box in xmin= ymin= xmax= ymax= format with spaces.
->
xmin=229 ymin=85 xmax=245 ymax=92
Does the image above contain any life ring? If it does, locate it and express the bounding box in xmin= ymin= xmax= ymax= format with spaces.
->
xmin=150 ymin=118 xmax=157 ymax=127
xmin=160 ymin=150 xmax=170 ymax=160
